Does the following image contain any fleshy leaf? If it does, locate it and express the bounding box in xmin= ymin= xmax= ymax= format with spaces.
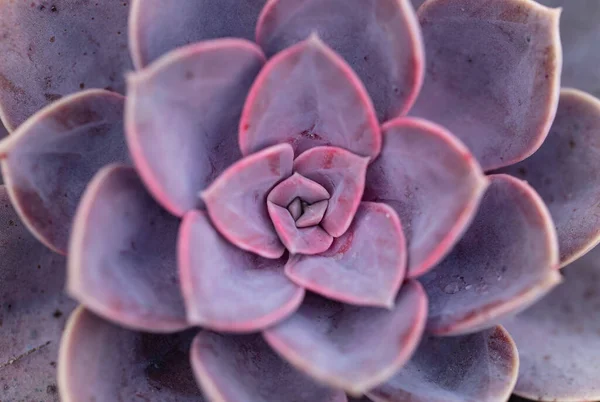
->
xmin=191 ymin=332 xmax=347 ymax=402
xmin=296 ymin=200 xmax=328 ymax=228
xmin=368 ymin=326 xmax=518 ymax=402
xmin=129 ymin=0 xmax=266 ymax=68
xmin=59 ymin=308 xmax=203 ymax=402
xmin=268 ymin=202 xmax=334 ymax=255
xmin=267 ymin=172 xmax=329 ymax=207
xmin=256 ymin=0 xmax=424 ymax=121
xmin=239 ymin=36 xmax=381 ymax=159
xmin=364 ymin=118 xmax=487 ymax=278
xmin=294 ymin=146 xmax=370 ymax=237
xmin=0 ymin=89 xmax=129 ymax=254
xmin=410 ymin=0 xmax=562 ymax=170
xmin=286 ymin=202 xmax=406 ymax=308
xmin=0 ymin=0 xmax=131 ymax=129
xmin=0 ymin=186 xmax=76 ymax=401
xmin=178 ymin=210 xmax=304 ymax=332
xmin=126 ymin=39 xmax=265 ymax=216
xmin=264 ymin=281 xmax=427 ymax=395
xmin=537 ymin=0 xmax=600 ymax=97
xmin=68 ymin=164 xmax=188 ymax=333
xmin=202 ymin=143 xmax=293 ymax=259
xmin=501 ymin=89 xmax=600 ymax=266
xmin=504 ymin=244 xmax=600 ymax=402
xmin=421 ymin=174 xmax=561 ymax=336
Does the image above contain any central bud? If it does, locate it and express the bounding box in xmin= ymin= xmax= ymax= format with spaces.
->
xmin=267 ymin=172 xmax=333 ymax=255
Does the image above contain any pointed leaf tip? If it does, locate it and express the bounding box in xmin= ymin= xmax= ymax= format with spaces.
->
xmin=264 ymin=281 xmax=427 ymax=395
xmin=421 ymin=174 xmax=560 ymax=336
xmin=239 ymin=37 xmax=381 ymax=159
xmin=178 ymin=210 xmax=304 ymax=332
xmin=0 ymin=89 xmax=129 ymax=254
xmin=126 ymin=39 xmax=265 ymax=216
xmin=68 ymin=164 xmax=188 ymax=333
xmin=411 ymin=0 xmax=562 ymax=170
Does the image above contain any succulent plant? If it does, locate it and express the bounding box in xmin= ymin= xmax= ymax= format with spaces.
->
xmin=0 ymin=0 xmax=599 ymax=401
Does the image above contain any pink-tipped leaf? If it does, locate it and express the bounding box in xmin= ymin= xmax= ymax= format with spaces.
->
xmin=0 ymin=90 xmax=129 ymax=254
xmin=264 ymin=281 xmax=427 ymax=395
xmin=190 ymin=332 xmax=347 ymax=402
xmin=294 ymin=146 xmax=370 ymax=237
xmin=410 ymin=0 xmax=562 ymax=171
xmin=59 ymin=308 xmax=203 ymax=402
xmin=202 ymin=143 xmax=294 ymax=259
xmin=364 ymin=118 xmax=487 ymax=278
xmin=178 ymin=210 xmax=304 ymax=332
xmin=286 ymin=202 xmax=406 ymax=308
xmin=239 ymin=36 xmax=381 ymax=159
xmin=368 ymin=326 xmax=519 ymax=402
xmin=68 ymin=164 xmax=188 ymax=333
xmin=126 ymin=39 xmax=265 ymax=216
xmin=256 ymin=0 xmax=424 ymax=122
xmin=421 ymin=174 xmax=561 ymax=336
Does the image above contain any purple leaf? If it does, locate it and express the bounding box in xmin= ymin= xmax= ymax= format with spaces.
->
xmin=178 ymin=210 xmax=304 ymax=332
xmin=268 ymin=202 xmax=334 ymax=255
xmin=0 ymin=89 xmax=129 ymax=254
xmin=267 ymin=172 xmax=330 ymax=207
xmin=256 ymin=0 xmax=424 ymax=121
xmin=190 ymin=332 xmax=347 ymax=402
xmin=537 ymin=0 xmax=600 ymax=97
xmin=504 ymin=244 xmax=600 ymax=402
xmin=0 ymin=185 xmax=76 ymax=401
xmin=501 ymin=89 xmax=600 ymax=266
xmin=364 ymin=118 xmax=487 ymax=278
xmin=68 ymin=164 xmax=188 ymax=333
xmin=286 ymin=202 xmax=406 ymax=308
xmin=368 ymin=326 xmax=518 ymax=402
xmin=410 ymin=0 xmax=562 ymax=171
xmin=294 ymin=146 xmax=370 ymax=237
xmin=129 ymin=0 xmax=266 ymax=68
xmin=263 ymin=281 xmax=427 ymax=395
xmin=126 ymin=39 xmax=265 ymax=217
xmin=421 ymin=174 xmax=561 ymax=336
xmin=0 ymin=0 xmax=131 ymax=129
xmin=239 ymin=36 xmax=381 ymax=159
xmin=202 ymin=143 xmax=293 ymax=259
xmin=59 ymin=308 xmax=203 ymax=401
xmin=296 ymin=200 xmax=328 ymax=228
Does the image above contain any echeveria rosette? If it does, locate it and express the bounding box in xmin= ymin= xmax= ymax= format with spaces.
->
xmin=0 ymin=0 xmax=598 ymax=401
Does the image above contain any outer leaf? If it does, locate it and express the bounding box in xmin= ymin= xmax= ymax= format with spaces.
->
xmin=0 ymin=186 xmax=76 ymax=401
xmin=504 ymin=244 xmax=600 ymax=402
xmin=178 ymin=210 xmax=304 ymax=332
xmin=202 ymin=143 xmax=293 ymax=259
xmin=126 ymin=39 xmax=265 ymax=216
xmin=501 ymin=89 xmax=600 ymax=266
xmin=421 ymin=174 xmax=561 ymax=336
xmin=129 ymin=0 xmax=266 ymax=68
xmin=286 ymin=202 xmax=406 ymax=308
xmin=537 ymin=0 xmax=600 ymax=97
xmin=410 ymin=0 xmax=562 ymax=170
xmin=68 ymin=164 xmax=188 ymax=333
xmin=59 ymin=308 xmax=203 ymax=402
xmin=190 ymin=332 xmax=347 ymax=402
xmin=256 ymin=0 xmax=424 ymax=121
xmin=294 ymin=146 xmax=370 ymax=237
xmin=364 ymin=118 xmax=487 ymax=278
xmin=239 ymin=36 xmax=381 ymax=159
xmin=264 ymin=281 xmax=427 ymax=395
xmin=0 ymin=0 xmax=131 ymax=129
xmin=0 ymin=89 xmax=129 ymax=254
xmin=368 ymin=326 xmax=519 ymax=402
